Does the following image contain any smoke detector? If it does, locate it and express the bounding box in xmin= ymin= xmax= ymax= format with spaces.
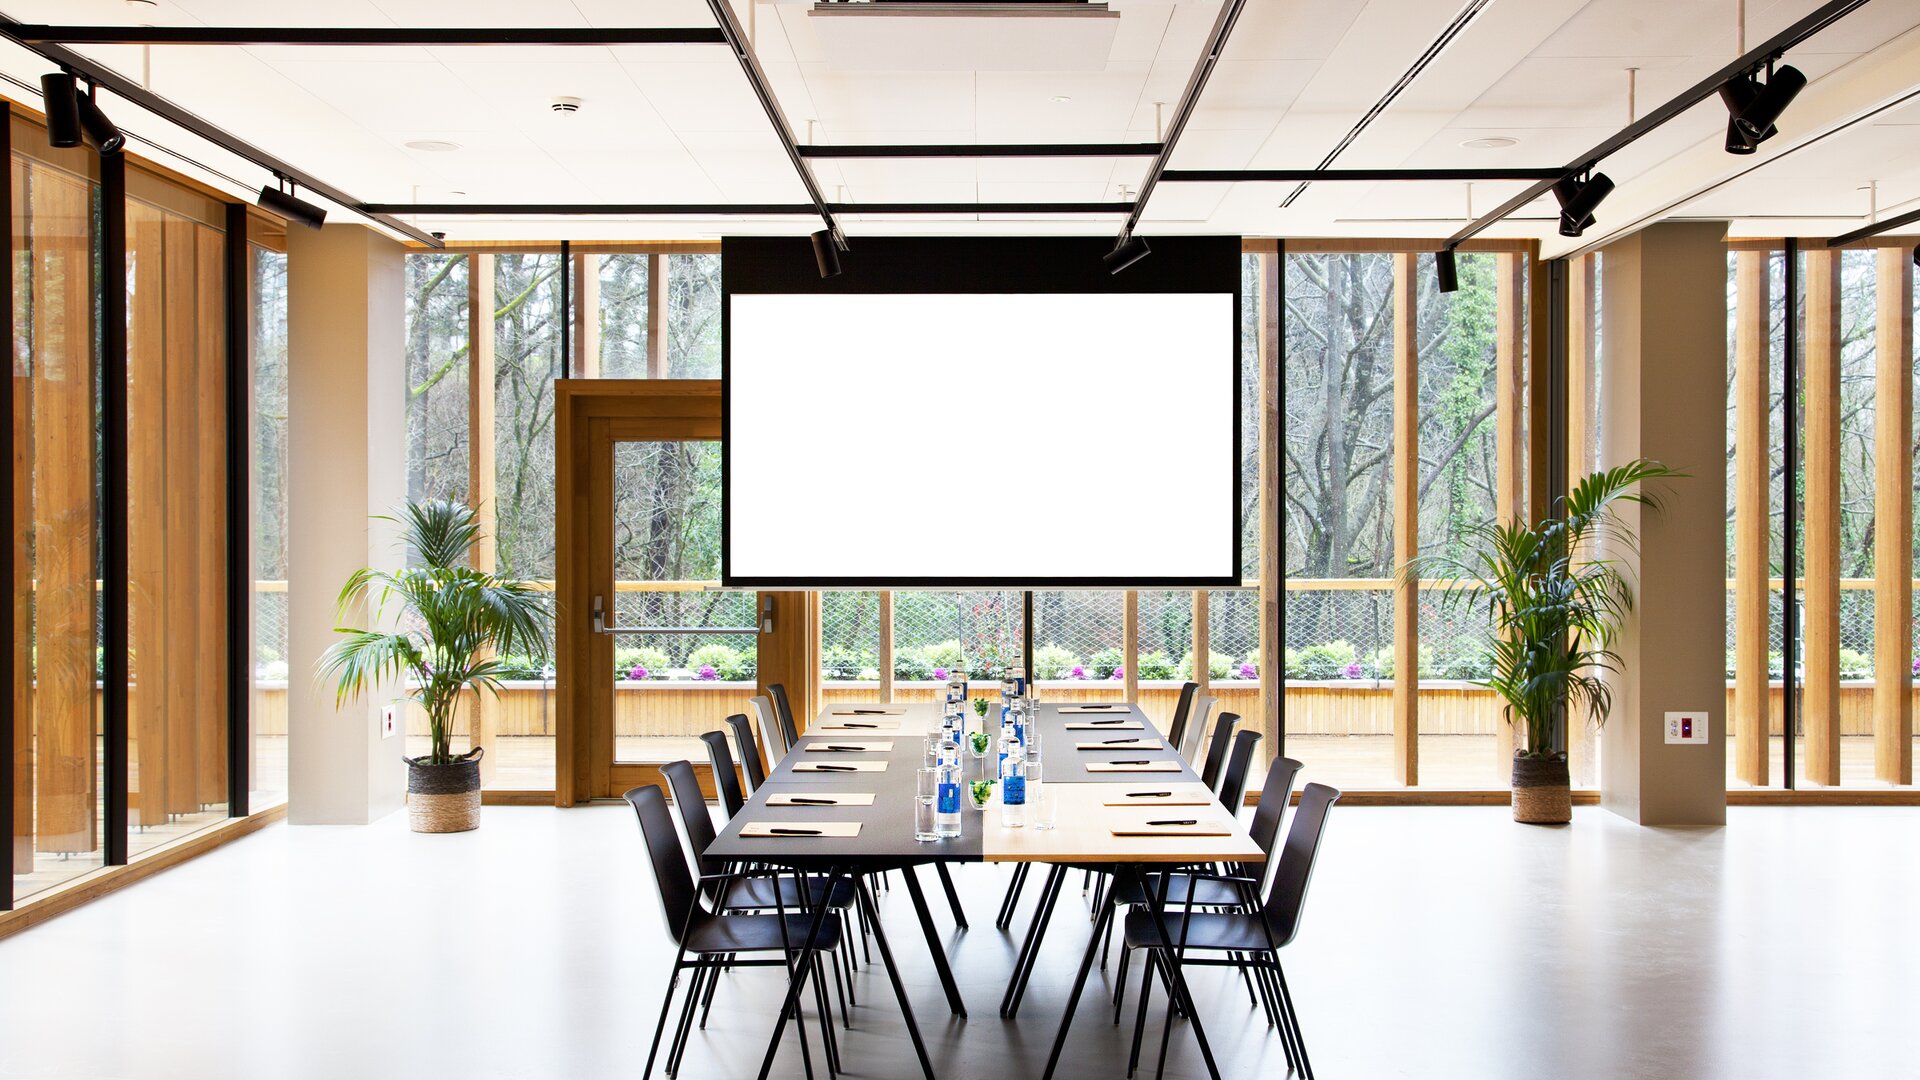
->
xmin=551 ymin=96 xmax=583 ymax=114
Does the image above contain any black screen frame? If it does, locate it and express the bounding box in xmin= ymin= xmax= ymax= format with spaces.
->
xmin=720 ymin=235 xmax=1243 ymax=589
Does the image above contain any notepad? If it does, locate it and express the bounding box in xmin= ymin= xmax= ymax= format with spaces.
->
xmin=1064 ymin=721 xmax=1146 ymax=731
xmin=827 ymin=705 xmax=907 ymax=715
xmin=802 ymin=740 xmax=894 ymax=753
xmin=1085 ymin=761 xmax=1182 ymax=773
xmin=765 ymin=792 xmax=877 ymax=807
xmin=1075 ymin=738 xmax=1161 ymax=750
xmin=1061 ymin=704 xmax=1132 ymax=714
xmin=1101 ymin=792 xmax=1213 ymax=807
xmin=793 ymin=760 xmax=888 ymax=773
xmin=1108 ymin=820 xmax=1231 ymax=837
xmin=740 ymin=821 xmax=863 ymax=838
xmin=815 ymin=719 xmax=902 ymax=731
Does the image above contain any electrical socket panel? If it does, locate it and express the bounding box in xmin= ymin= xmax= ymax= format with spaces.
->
xmin=382 ymin=702 xmax=399 ymax=739
xmin=1664 ymin=711 xmax=1709 ymax=745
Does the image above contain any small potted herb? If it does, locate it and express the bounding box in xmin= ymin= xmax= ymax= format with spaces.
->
xmin=967 ymin=779 xmax=995 ymax=811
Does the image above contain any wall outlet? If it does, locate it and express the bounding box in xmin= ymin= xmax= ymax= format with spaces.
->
xmin=382 ymin=702 xmax=399 ymax=739
xmin=1664 ymin=711 xmax=1709 ymax=745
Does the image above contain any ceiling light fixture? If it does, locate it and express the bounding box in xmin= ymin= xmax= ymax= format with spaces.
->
xmin=40 ymin=72 xmax=82 ymax=148
xmin=810 ymin=228 xmax=843 ymax=278
xmin=404 ymin=139 xmax=461 ymax=152
xmin=258 ymin=177 xmax=328 ymax=229
xmin=77 ymin=88 xmax=125 ymax=153
xmin=1436 ymin=246 xmax=1459 ymax=293
xmin=1460 ymin=136 xmax=1517 ymax=150
xmin=1103 ymin=232 xmax=1150 ymax=275
xmin=1719 ymin=62 xmax=1806 ymax=154
xmin=1551 ymin=171 xmax=1613 ymax=238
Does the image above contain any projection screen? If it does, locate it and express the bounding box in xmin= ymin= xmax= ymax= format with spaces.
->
xmin=722 ymin=236 xmax=1241 ymax=588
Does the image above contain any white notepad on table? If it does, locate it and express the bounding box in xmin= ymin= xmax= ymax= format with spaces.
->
xmin=1064 ymin=721 xmax=1146 ymax=731
xmin=1060 ymin=705 xmax=1132 ymax=714
xmin=765 ymin=792 xmax=877 ymax=807
xmin=793 ymin=760 xmax=888 ymax=773
xmin=740 ymin=821 xmax=863 ymax=838
xmin=1085 ymin=761 xmax=1182 ymax=773
xmin=802 ymin=740 xmax=894 ymax=753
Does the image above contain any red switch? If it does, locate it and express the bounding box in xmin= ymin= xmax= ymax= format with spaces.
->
xmin=1681 ymin=717 xmax=1693 ymax=740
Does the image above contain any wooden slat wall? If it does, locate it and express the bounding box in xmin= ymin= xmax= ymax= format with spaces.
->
xmin=1391 ymin=251 xmax=1418 ymax=787
xmin=1256 ymin=251 xmax=1281 ymax=755
xmin=1564 ymin=253 xmax=1597 ymax=783
xmin=1733 ymin=249 xmax=1773 ymax=787
xmin=1873 ymin=245 xmax=1914 ymax=784
xmin=193 ymin=223 xmax=228 ymax=807
xmin=468 ymin=254 xmax=499 ymax=783
xmin=25 ymin=162 xmax=98 ymax=852
xmin=161 ymin=216 xmax=200 ymax=817
xmin=1802 ymin=249 xmax=1842 ymax=786
xmin=127 ymin=201 xmax=169 ymax=827
xmin=1493 ymin=252 xmax=1525 ymax=769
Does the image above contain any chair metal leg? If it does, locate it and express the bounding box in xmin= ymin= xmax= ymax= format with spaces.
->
xmin=1112 ymin=944 xmax=1131 ymax=1022
xmin=810 ymin=952 xmax=842 ymax=1077
xmin=935 ymin=862 xmax=969 ymax=929
xmin=642 ymin=951 xmax=688 ymax=1080
xmin=667 ymin=961 xmax=708 ymax=1077
xmin=1275 ymin=962 xmax=1315 ymax=1080
xmin=697 ymin=953 xmax=724 ymax=1029
xmin=1126 ymin=951 xmax=1156 ymax=1079
xmin=754 ymin=869 xmax=841 ymax=1080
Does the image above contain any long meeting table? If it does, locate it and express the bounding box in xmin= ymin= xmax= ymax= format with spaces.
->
xmin=704 ymin=699 xmax=1263 ymax=1080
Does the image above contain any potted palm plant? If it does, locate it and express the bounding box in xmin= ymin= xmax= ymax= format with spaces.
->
xmin=1409 ymin=460 xmax=1679 ymax=824
xmin=318 ymin=500 xmax=551 ymax=833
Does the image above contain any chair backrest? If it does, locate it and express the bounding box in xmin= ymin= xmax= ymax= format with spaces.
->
xmin=661 ymin=759 xmax=720 ymax=882
xmin=1179 ymin=695 xmax=1217 ymax=764
xmin=724 ymin=712 xmax=765 ymax=792
xmin=1261 ymin=782 xmax=1341 ymax=949
xmin=1197 ymin=709 xmax=1239 ymax=791
xmin=700 ymin=731 xmax=746 ymax=819
xmin=768 ymin=683 xmax=800 ymax=746
xmin=623 ymin=784 xmax=701 ymax=944
xmin=1215 ymin=729 xmax=1263 ymax=813
xmin=1234 ymin=755 xmax=1303 ymax=882
xmin=750 ymin=695 xmax=787 ymax=758
xmin=1163 ymin=681 xmax=1200 ymax=750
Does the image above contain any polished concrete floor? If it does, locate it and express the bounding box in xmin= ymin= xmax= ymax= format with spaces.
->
xmin=0 ymin=803 xmax=1912 ymax=1080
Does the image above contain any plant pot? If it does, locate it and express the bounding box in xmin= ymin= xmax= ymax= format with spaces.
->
xmin=1511 ymin=753 xmax=1570 ymax=825
xmin=406 ymin=748 xmax=484 ymax=833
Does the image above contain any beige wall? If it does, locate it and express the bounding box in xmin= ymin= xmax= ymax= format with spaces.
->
xmin=285 ymin=224 xmax=408 ymax=825
xmin=1597 ymin=222 xmax=1729 ymax=826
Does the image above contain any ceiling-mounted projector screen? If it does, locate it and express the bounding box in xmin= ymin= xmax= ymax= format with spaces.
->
xmin=722 ymin=236 xmax=1241 ymax=588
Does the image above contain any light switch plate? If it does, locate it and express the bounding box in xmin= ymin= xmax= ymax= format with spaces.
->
xmin=382 ymin=702 xmax=399 ymax=739
xmin=1664 ymin=711 xmax=1709 ymax=745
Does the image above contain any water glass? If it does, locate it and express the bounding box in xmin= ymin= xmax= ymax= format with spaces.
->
xmin=914 ymin=767 xmax=940 ymax=842
xmin=1032 ymin=785 xmax=1060 ymax=831
xmin=924 ymin=731 xmax=944 ymax=768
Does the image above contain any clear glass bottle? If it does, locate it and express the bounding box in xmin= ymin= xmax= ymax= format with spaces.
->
xmin=1008 ymin=694 xmax=1028 ymax=748
xmin=935 ymin=736 xmax=963 ymax=838
xmin=999 ymin=723 xmax=1026 ymax=828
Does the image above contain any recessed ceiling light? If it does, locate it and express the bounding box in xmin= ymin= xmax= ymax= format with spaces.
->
xmin=405 ymin=139 xmax=461 ymax=152
xmin=1460 ymin=136 xmax=1519 ymax=150
xmin=125 ymin=0 xmax=158 ymax=7
xmin=1050 ymin=95 xmax=1071 ymax=104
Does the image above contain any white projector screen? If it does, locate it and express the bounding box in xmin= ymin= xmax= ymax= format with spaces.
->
xmin=725 ymin=290 xmax=1237 ymax=585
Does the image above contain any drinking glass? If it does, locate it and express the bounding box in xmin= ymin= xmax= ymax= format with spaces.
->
xmin=1032 ymin=786 xmax=1060 ymax=831
xmin=914 ymin=767 xmax=939 ymax=842
xmin=924 ymin=732 xmax=943 ymax=768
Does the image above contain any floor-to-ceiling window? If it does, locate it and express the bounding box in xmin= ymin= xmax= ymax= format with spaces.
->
xmin=249 ymin=237 xmax=288 ymax=805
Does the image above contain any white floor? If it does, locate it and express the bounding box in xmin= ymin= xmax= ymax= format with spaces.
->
xmin=0 ymin=803 xmax=1914 ymax=1080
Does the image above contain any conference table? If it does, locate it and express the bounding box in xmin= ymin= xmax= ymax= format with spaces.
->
xmin=705 ymin=699 xmax=1264 ymax=1080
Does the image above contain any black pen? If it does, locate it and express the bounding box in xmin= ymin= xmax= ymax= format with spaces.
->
xmin=1102 ymin=738 xmax=1143 ymax=744
xmin=1078 ymin=704 xmax=1115 ymax=710
xmin=838 ymin=722 xmax=878 ymax=729
xmin=1109 ymin=759 xmax=1151 ymax=766
xmin=1126 ymin=791 xmax=1172 ymax=798
xmin=787 ymin=797 xmax=836 ymax=805
xmin=813 ymin=764 xmax=856 ymax=772
xmin=1090 ymin=718 xmax=1128 ymax=725
xmin=824 ymin=744 xmax=867 ymax=751
xmin=1146 ymin=819 xmax=1196 ymax=827
xmin=849 ymin=709 xmax=888 ymax=715
xmin=770 ymin=827 xmax=823 ymax=836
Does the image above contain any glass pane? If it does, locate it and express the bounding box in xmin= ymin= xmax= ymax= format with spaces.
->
xmin=1282 ymin=252 xmax=1400 ymax=787
xmin=250 ymin=247 xmax=289 ymax=805
xmin=892 ymin=591 xmax=1023 ymax=703
xmin=1033 ymin=590 xmax=1125 ymax=708
xmin=404 ymin=253 xmax=469 ymax=505
xmin=596 ymin=253 xmax=650 ymax=377
xmin=125 ymin=199 xmax=230 ymax=847
xmin=666 ymin=253 xmax=721 ymax=377
xmin=1238 ymin=253 xmax=1260 ymax=580
xmin=1208 ymin=587 xmax=1263 ymax=753
xmin=820 ymin=591 xmax=881 ymax=697
xmin=12 ymin=154 xmax=105 ymax=900
xmin=1134 ymin=590 xmax=1190 ymax=731
xmin=1835 ymin=248 xmax=1877 ymax=786
xmin=608 ymin=440 xmax=750 ymax=764
xmin=493 ymin=253 xmax=562 ymax=580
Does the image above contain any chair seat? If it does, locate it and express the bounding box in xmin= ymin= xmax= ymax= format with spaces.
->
xmin=721 ymin=875 xmax=857 ymax=912
xmin=685 ymin=911 xmax=844 ymax=955
xmin=1121 ymin=908 xmax=1278 ymax=954
xmin=1110 ymin=873 xmax=1256 ymax=910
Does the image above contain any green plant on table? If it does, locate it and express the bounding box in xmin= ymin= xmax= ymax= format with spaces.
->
xmin=967 ymin=779 xmax=995 ymax=809
xmin=967 ymin=730 xmax=991 ymax=755
xmin=971 ymin=697 xmax=990 ymax=719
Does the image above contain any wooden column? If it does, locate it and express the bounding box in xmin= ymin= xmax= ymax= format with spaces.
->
xmin=1493 ymin=252 xmax=1526 ymax=769
xmin=647 ymin=254 xmax=669 ymax=379
xmin=1565 ymin=253 xmax=1598 ymax=784
xmin=1733 ymin=250 xmax=1773 ymax=787
xmin=573 ymin=252 xmax=600 ymax=378
xmin=757 ymin=592 xmax=817 ymax=732
xmin=1392 ymin=252 xmax=1419 ymax=787
xmin=1256 ymin=252 xmax=1281 ymax=753
xmin=127 ymin=203 xmax=170 ymax=826
xmin=194 ymin=223 xmax=230 ymax=808
xmin=1192 ymin=590 xmax=1211 ymax=698
xmin=467 ymin=255 xmax=498 ymax=784
xmin=1802 ymin=248 xmax=1842 ymax=786
xmin=877 ymin=591 xmax=895 ymax=702
xmin=1873 ymin=245 xmax=1914 ymax=785
xmin=1122 ymin=591 xmax=1140 ymax=704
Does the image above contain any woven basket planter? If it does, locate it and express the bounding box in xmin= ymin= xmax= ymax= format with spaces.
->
xmin=1511 ymin=753 xmax=1570 ymax=825
xmin=406 ymin=748 xmax=484 ymax=833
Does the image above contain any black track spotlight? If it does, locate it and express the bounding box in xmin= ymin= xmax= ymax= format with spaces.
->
xmin=810 ymin=228 xmax=842 ymax=278
xmin=258 ymin=181 xmax=327 ymax=230
xmin=40 ymin=72 xmax=82 ymax=148
xmin=1436 ymin=246 xmax=1459 ymax=293
xmin=1103 ymin=233 xmax=1150 ymax=275
xmin=76 ymin=91 xmax=124 ymax=153
xmin=1552 ymin=172 xmax=1614 ymax=238
xmin=1719 ymin=74 xmax=1768 ymax=154
xmin=1731 ymin=64 xmax=1807 ymax=147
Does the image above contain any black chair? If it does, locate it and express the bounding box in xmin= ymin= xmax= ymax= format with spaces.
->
xmin=1214 ymin=730 xmax=1263 ymax=814
xmin=751 ymin=694 xmax=788 ymax=759
xmin=724 ymin=712 xmax=766 ymax=792
xmin=1120 ymin=781 xmax=1341 ymax=1080
xmin=624 ymin=783 xmax=843 ymax=1080
xmin=699 ymin=731 xmax=748 ymax=819
xmin=1176 ymin=695 xmax=1217 ymax=764
xmin=768 ymin=683 xmax=801 ymax=747
xmin=1162 ymin=682 xmax=1200 ymax=753
xmin=1197 ymin=711 xmax=1240 ymax=792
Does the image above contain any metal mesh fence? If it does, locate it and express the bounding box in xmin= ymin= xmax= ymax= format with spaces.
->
xmin=1033 ymin=591 xmax=1125 ymax=679
xmin=254 ymin=587 xmax=289 ymax=681
xmin=612 ymin=590 xmax=755 ymax=682
xmin=1207 ymin=588 xmax=1261 ymax=681
xmin=1283 ymin=587 xmax=1392 ymax=681
xmin=820 ymin=591 xmax=881 ymax=682
xmin=892 ymin=591 xmax=1023 ymax=680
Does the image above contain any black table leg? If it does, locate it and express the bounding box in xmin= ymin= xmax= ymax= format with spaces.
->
xmin=1142 ymin=866 xmax=1220 ymax=1080
xmin=1039 ymin=864 xmax=1120 ymax=1080
xmin=900 ymin=863 xmax=969 ymax=1018
xmin=1001 ymin=864 xmax=1066 ymax=1018
xmin=934 ymin=863 xmax=969 ymax=929
xmin=858 ymin=875 xmax=938 ymax=1080
xmin=755 ymin=866 xmax=842 ymax=1080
